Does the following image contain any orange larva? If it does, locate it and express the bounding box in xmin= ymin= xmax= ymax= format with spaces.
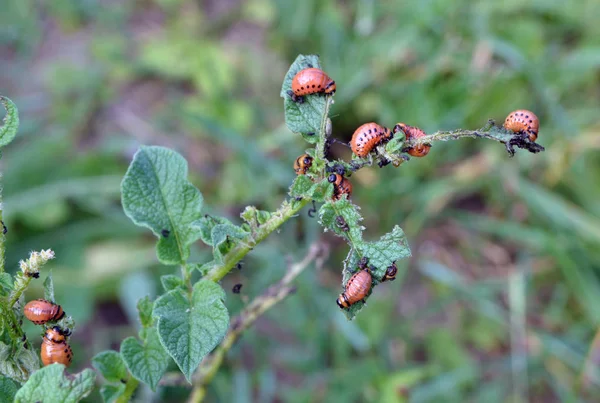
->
xmin=293 ymin=154 xmax=313 ymax=175
xmin=328 ymin=173 xmax=352 ymax=201
xmin=337 ymin=268 xmax=372 ymax=309
xmin=350 ymin=122 xmax=393 ymax=158
xmin=381 ymin=264 xmax=398 ymax=282
xmin=394 ymin=122 xmax=430 ymax=157
xmin=41 ymin=326 xmax=72 ymax=367
xmin=290 ymin=68 xmax=336 ymax=103
xmin=504 ymin=109 xmax=539 ymax=141
xmin=24 ymin=299 xmax=65 ymax=325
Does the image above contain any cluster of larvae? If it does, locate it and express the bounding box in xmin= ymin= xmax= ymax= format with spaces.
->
xmin=23 ymin=299 xmax=73 ymax=367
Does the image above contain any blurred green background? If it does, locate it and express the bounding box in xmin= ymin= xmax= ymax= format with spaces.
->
xmin=2 ymin=0 xmax=600 ymax=401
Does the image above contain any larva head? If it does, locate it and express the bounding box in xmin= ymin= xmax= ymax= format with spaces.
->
xmin=336 ymin=294 xmax=350 ymax=309
xmin=382 ymin=264 xmax=398 ymax=282
xmin=328 ymin=173 xmax=343 ymax=187
xmin=45 ymin=326 xmax=66 ymax=343
xmin=294 ymin=154 xmax=313 ymax=175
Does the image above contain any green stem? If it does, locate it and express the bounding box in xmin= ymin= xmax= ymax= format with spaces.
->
xmin=116 ymin=377 xmax=140 ymax=403
xmin=315 ymin=97 xmax=333 ymax=162
xmin=8 ymin=274 xmax=32 ymax=308
xmin=190 ymin=244 xmax=324 ymax=402
xmin=405 ymin=120 xmax=544 ymax=154
xmin=204 ymin=198 xmax=309 ymax=282
xmin=181 ymin=263 xmax=192 ymax=291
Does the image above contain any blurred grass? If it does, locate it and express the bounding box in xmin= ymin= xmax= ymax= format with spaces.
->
xmin=1 ymin=0 xmax=600 ymax=401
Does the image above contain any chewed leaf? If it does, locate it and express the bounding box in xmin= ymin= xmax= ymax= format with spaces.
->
xmin=361 ymin=225 xmax=411 ymax=280
xmin=309 ymin=178 xmax=334 ymax=203
xmin=340 ymin=227 xmax=411 ymax=320
xmin=121 ymin=146 xmax=204 ymax=265
xmin=281 ymin=55 xmax=329 ymax=139
xmin=211 ymin=224 xmax=249 ymax=263
xmin=319 ymin=199 xmax=364 ymax=244
xmin=196 ymin=215 xmax=235 ymax=246
xmin=289 ymin=175 xmax=314 ymax=198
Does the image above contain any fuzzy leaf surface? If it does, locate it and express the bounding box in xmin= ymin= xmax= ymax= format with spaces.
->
xmin=153 ymin=280 xmax=229 ymax=381
xmin=92 ymin=351 xmax=128 ymax=384
xmin=14 ymin=365 xmax=96 ymax=403
xmin=121 ymin=146 xmax=204 ymax=265
xmin=0 ymin=96 xmax=19 ymax=147
xmin=121 ymin=328 xmax=169 ymax=391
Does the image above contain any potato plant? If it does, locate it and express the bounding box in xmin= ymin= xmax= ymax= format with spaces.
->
xmin=0 ymin=55 xmax=544 ymax=402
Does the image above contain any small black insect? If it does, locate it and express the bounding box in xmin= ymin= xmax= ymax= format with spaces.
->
xmin=2 ymin=221 xmax=7 ymax=234
xmin=232 ymin=284 xmax=243 ymax=294
xmin=335 ymin=215 xmax=349 ymax=232
xmin=378 ymin=158 xmax=391 ymax=168
xmin=161 ymin=229 xmax=170 ymax=238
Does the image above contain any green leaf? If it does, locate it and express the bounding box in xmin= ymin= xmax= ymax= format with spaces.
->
xmin=0 ymin=377 xmax=18 ymax=402
xmin=0 ymin=273 xmax=12 ymax=293
xmin=0 ymin=96 xmax=19 ymax=148
xmin=240 ymin=206 xmax=272 ymax=228
xmin=100 ymin=384 xmax=126 ymax=403
xmin=288 ymin=175 xmax=314 ymax=198
xmin=14 ymin=365 xmax=96 ymax=403
xmin=360 ymin=225 xmax=411 ymax=280
xmin=120 ymin=328 xmax=170 ymax=391
xmin=281 ymin=55 xmax=328 ymax=140
xmin=161 ymin=274 xmax=184 ymax=292
xmin=121 ymin=146 xmax=204 ymax=265
xmin=44 ymin=271 xmax=55 ymax=302
xmin=384 ymin=133 xmax=406 ymax=154
xmin=319 ymin=199 xmax=364 ymax=243
xmin=137 ymin=296 xmax=154 ymax=328
xmin=309 ymin=179 xmax=334 ymax=203
xmin=196 ymin=215 xmax=235 ymax=246
xmin=211 ymin=224 xmax=248 ymax=263
xmin=153 ymin=280 xmax=229 ymax=381
xmin=0 ymin=344 xmax=40 ymax=383
xmin=91 ymin=351 xmax=128 ymax=383
xmin=340 ymin=227 xmax=411 ymax=320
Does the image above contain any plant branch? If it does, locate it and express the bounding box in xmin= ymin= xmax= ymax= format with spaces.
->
xmin=405 ymin=120 xmax=545 ymax=156
xmin=188 ymin=243 xmax=327 ymax=403
xmin=116 ymin=377 xmax=139 ymax=403
xmin=315 ymin=98 xmax=333 ymax=161
xmin=346 ymin=120 xmax=546 ymax=172
xmin=204 ymin=198 xmax=310 ymax=282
